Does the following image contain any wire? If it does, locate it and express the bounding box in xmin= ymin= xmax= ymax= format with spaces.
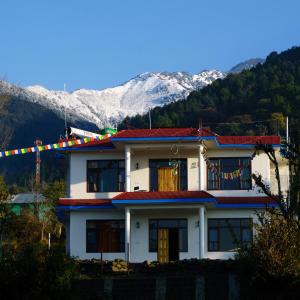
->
xmin=203 ymin=119 xmax=276 ymax=125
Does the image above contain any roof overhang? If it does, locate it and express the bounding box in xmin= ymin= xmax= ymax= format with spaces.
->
xmin=57 ymin=193 xmax=278 ymax=210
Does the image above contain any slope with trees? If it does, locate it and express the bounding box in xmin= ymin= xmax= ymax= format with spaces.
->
xmin=121 ymin=46 xmax=300 ymax=136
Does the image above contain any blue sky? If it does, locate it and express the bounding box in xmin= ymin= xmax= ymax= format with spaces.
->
xmin=0 ymin=0 xmax=299 ymax=91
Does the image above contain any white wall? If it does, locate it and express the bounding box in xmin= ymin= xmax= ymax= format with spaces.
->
xmin=69 ymin=146 xmax=286 ymax=199
xmin=207 ymin=149 xmax=271 ymax=197
xmin=70 ymin=152 xmax=124 ymax=199
xmin=270 ymin=156 xmax=289 ymax=195
xmin=205 ymin=209 xmax=259 ymax=259
xmin=68 ymin=207 xmax=260 ymax=261
xmin=130 ymin=149 xmax=200 ymax=192
xmin=130 ymin=209 xmax=200 ymax=262
xmin=69 ymin=209 xmax=126 ymax=260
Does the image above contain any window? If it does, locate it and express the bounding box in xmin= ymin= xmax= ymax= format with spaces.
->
xmin=87 ymin=160 xmax=125 ymax=192
xmin=208 ymin=218 xmax=253 ymax=252
xmin=149 ymin=219 xmax=188 ymax=252
xmin=149 ymin=159 xmax=187 ymax=191
xmin=207 ymin=158 xmax=251 ymax=190
xmin=86 ymin=220 xmax=125 ymax=253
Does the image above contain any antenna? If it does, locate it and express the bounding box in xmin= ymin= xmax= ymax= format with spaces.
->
xmin=148 ymin=109 xmax=152 ymax=130
xmin=64 ymin=83 xmax=68 ymax=138
xmin=286 ymin=116 xmax=289 ymax=145
xmin=198 ymin=119 xmax=202 ymax=135
xmin=34 ymin=139 xmax=42 ymax=217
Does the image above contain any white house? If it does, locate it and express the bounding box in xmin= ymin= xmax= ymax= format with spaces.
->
xmin=57 ymin=128 xmax=288 ymax=262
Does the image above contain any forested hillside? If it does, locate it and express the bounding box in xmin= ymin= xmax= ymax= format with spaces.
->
xmin=121 ymin=46 xmax=300 ymax=136
xmin=0 ymin=94 xmax=97 ymax=186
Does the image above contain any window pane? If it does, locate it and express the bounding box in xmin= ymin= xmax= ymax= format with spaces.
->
xmin=207 ymin=158 xmax=251 ymax=190
xmin=242 ymin=228 xmax=252 ymax=243
xmin=219 ymin=228 xmax=237 ymax=251
xmin=208 ymin=219 xmax=219 ymax=227
xmin=99 ymin=169 xmax=117 ymax=192
xmin=224 ymin=219 xmax=240 ymax=227
xmin=178 ymin=228 xmax=188 ymax=252
xmin=158 ymin=219 xmax=179 ymax=228
xmin=86 ymin=230 xmax=97 ymax=252
xmin=208 ymin=218 xmax=252 ymax=252
xmin=209 ymin=228 xmax=218 ymax=242
xmin=208 ymin=228 xmax=219 ymax=251
xmin=178 ymin=219 xmax=187 ymax=228
xmin=86 ymin=220 xmax=125 ymax=253
xmin=149 ymin=229 xmax=157 ymax=252
xmin=87 ymin=171 xmax=98 ymax=192
xmin=87 ymin=160 xmax=125 ymax=192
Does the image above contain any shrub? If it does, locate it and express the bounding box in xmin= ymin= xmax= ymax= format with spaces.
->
xmin=236 ymin=213 xmax=300 ymax=298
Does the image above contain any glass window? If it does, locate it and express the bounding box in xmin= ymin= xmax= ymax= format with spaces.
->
xmin=86 ymin=220 xmax=125 ymax=253
xmin=207 ymin=158 xmax=252 ymax=190
xmin=149 ymin=219 xmax=188 ymax=252
xmin=149 ymin=159 xmax=187 ymax=191
xmin=87 ymin=160 xmax=125 ymax=192
xmin=208 ymin=228 xmax=219 ymax=251
xmin=208 ymin=218 xmax=253 ymax=252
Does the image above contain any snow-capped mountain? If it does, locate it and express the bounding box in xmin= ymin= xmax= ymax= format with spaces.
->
xmin=21 ymin=70 xmax=226 ymax=128
xmin=229 ymin=58 xmax=264 ymax=73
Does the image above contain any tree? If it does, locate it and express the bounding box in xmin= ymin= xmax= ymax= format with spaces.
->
xmin=43 ymin=180 xmax=66 ymax=202
xmin=0 ymin=176 xmax=8 ymax=201
xmin=236 ymin=117 xmax=300 ymax=298
xmin=252 ymin=118 xmax=300 ymax=220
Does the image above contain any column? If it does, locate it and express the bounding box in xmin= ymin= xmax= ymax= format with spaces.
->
xmin=125 ymin=207 xmax=131 ymax=262
xmin=198 ymin=144 xmax=205 ymax=190
xmin=199 ymin=206 xmax=205 ymax=259
xmin=125 ymin=145 xmax=131 ymax=192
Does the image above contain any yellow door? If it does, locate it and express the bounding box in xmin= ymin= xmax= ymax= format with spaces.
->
xmin=158 ymin=167 xmax=179 ymax=191
xmin=158 ymin=228 xmax=169 ymax=263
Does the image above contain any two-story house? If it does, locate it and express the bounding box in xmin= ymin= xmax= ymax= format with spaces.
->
xmin=57 ymin=128 xmax=288 ymax=262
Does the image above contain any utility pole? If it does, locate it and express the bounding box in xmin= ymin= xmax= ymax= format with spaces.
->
xmin=34 ymin=139 xmax=42 ymax=217
xmin=64 ymin=83 xmax=68 ymax=139
xmin=149 ymin=109 xmax=152 ymax=130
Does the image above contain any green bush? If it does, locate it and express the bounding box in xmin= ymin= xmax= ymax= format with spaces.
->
xmin=236 ymin=213 xmax=300 ymax=298
xmin=0 ymin=243 xmax=78 ymax=300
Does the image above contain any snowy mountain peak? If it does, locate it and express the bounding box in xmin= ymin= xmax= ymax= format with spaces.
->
xmin=24 ymin=70 xmax=227 ymax=127
xmin=1 ymin=70 xmax=226 ymax=128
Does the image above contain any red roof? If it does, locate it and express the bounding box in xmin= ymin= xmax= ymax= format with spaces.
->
xmin=111 ymin=128 xmax=215 ymax=139
xmin=58 ymin=199 xmax=112 ymax=206
xmin=113 ymin=191 xmax=214 ymax=200
xmin=217 ymin=196 xmax=276 ymax=205
xmin=217 ymin=136 xmax=280 ymax=145
xmin=64 ymin=128 xmax=280 ymax=151
xmin=57 ymin=194 xmax=278 ymax=207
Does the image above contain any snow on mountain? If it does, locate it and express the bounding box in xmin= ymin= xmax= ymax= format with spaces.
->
xmin=229 ymin=58 xmax=264 ymax=73
xmin=23 ymin=70 xmax=225 ymax=128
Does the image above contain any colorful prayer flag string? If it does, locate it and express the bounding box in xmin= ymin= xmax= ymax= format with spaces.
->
xmin=0 ymin=134 xmax=112 ymax=159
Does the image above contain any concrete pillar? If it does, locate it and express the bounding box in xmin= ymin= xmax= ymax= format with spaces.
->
xmin=125 ymin=207 xmax=131 ymax=262
xmin=195 ymin=276 xmax=205 ymax=300
xmin=199 ymin=206 xmax=205 ymax=259
xmin=125 ymin=145 xmax=131 ymax=192
xmin=198 ymin=144 xmax=205 ymax=190
xmin=228 ymin=274 xmax=240 ymax=300
xmin=155 ymin=277 xmax=166 ymax=300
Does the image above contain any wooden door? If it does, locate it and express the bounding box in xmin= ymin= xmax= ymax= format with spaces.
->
xmin=157 ymin=167 xmax=179 ymax=191
xmin=157 ymin=228 xmax=169 ymax=263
